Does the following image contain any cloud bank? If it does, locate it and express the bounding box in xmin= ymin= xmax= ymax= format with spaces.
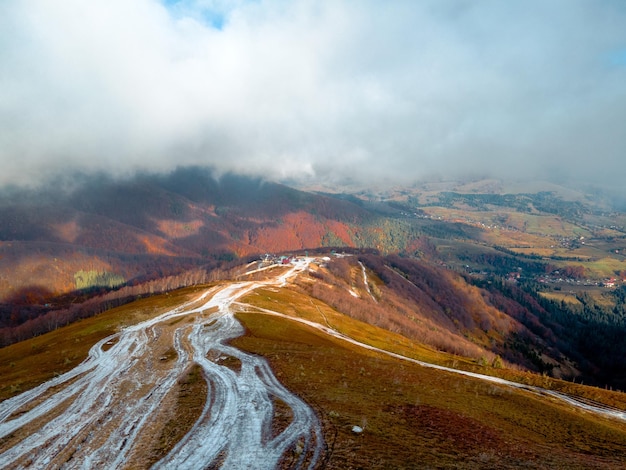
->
xmin=1 ymin=0 xmax=625 ymax=188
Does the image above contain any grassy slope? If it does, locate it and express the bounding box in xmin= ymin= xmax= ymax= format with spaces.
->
xmin=0 ymin=286 xmax=207 ymax=401
xmin=243 ymin=281 xmax=626 ymax=408
xmin=0 ymin=286 xmax=211 ymax=466
xmin=233 ymin=288 xmax=626 ymax=469
xmin=2 ymin=278 xmax=626 ymax=468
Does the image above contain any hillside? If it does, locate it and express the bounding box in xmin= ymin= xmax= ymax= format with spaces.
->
xmin=4 ymin=172 xmax=624 ymax=301
xmin=297 ymin=254 xmax=626 ymax=389
xmin=0 ymin=169 xmax=369 ymax=320
xmin=1 ymin=256 xmax=625 ymax=469
xmin=2 ymin=170 xmax=626 ymax=391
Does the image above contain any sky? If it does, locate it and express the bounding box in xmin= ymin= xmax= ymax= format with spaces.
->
xmin=1 ymin=0 xmax=625 ymax=190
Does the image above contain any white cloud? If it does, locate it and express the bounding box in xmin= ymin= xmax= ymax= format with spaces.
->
xmin=1 ymin=0 xmax=625 ymax=188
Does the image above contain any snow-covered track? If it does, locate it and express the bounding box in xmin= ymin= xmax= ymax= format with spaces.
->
xmin=247 ymin=304 xmax=626 ymax=424
xmin=0 ymin=260 xmax=323 ymax=469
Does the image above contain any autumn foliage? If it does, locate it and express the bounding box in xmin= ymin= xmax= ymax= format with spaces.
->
xmin=297 ymin=254 xmax=582 ymax=376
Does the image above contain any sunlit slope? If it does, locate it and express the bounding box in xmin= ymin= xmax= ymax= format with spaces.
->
xmin=2 ymin=259 xmax=626 ymax=468
xmin=237 ymin=264 xmax=626 ymax=407
xmin=233 ymin=278 xmax=626 ymax=468
xmin=0 ymin=264 xmax=324 ymax=469
xmin=233 ymin=314 xmax=626 ymax=468
xmin=0 ymin=285 xmax=208 ymax=402
xmin=0 ymin=170 xmax=368 ymax=305
xmin=290 ymin=254 xmax=574 ymax=376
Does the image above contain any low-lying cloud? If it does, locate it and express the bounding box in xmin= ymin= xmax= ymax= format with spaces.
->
xmin=1 ymin=0 xmax=625 ymax=189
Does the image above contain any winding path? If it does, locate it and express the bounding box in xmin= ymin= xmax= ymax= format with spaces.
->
xmin=2 ymin=256 xmax=625 ymax=470
xmin=244 ymin=303 xmax=626 ymax=423
xmin=0 ymin=260 xmax=323 ymax=469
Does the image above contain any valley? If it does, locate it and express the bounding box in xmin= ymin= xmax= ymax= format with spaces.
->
xmin=2 ymin=174 xmax=626 ymax=389
xmin=3 ymin=1 xmax=625 ymax=467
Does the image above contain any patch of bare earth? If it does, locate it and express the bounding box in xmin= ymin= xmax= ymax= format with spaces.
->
xmin=207 ymin=350 xmax=242 ymax=373
xmin=126 ymin=364 xmax=208 ymax=468
xmin=270 ymin=396 xmax=294 ymax=438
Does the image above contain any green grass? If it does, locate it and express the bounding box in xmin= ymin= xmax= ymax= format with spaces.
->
xmin=583 ymin=257 xmax=626 ymax=278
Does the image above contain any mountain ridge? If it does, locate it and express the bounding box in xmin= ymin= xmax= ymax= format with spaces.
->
xmin=2 ymin=255 xmax=625 ymax=468
xmin=1 ymin=167 xmax=626 ymax=391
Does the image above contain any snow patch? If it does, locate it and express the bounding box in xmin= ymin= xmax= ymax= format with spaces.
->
xmin=0 ymin=258 xmax=324 ymax=469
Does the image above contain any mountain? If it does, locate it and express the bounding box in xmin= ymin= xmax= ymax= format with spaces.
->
xmin=1 ymin=256 xmax=625 ymax=468
xmin=0 ymin=168 xmax=367 ymax=305
xmin=1 ymin=168 xmax=626 ymax=390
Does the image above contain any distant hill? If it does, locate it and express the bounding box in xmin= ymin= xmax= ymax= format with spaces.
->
xmin=0 ymin=168 xmax=371 ymax=305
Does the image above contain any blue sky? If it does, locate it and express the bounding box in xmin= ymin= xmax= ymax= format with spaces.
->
xmin=609 ymin=49 xmax=626 ymax=66
xmin=1 ymin=0 xmax=625 ymax=190
xmin=161 ymin=0 xmax=235 ymax=29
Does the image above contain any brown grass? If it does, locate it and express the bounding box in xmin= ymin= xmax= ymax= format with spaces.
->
xmin=232 ymin=309 xmax=626 ymax=469
xmin=4 ymin=278 xmax=626 ymax=469
xmin=136 ymin=364 xmax=208 ymax=468
xmin=540 ymin=291 xmax=582 ymax=306
xmin=0 ymin=390 xmax=78 ymax=457
xmin=0 ymin=286 xmax=207 ymax=402
xmin=242 ymin=282 xmax=626 ymax=411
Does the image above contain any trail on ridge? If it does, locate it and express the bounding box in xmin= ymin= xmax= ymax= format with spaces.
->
xmin=2 ymin=254 xmax=625 ymax=469
xmin=0 ymin=260 xmax=323 ymax=469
